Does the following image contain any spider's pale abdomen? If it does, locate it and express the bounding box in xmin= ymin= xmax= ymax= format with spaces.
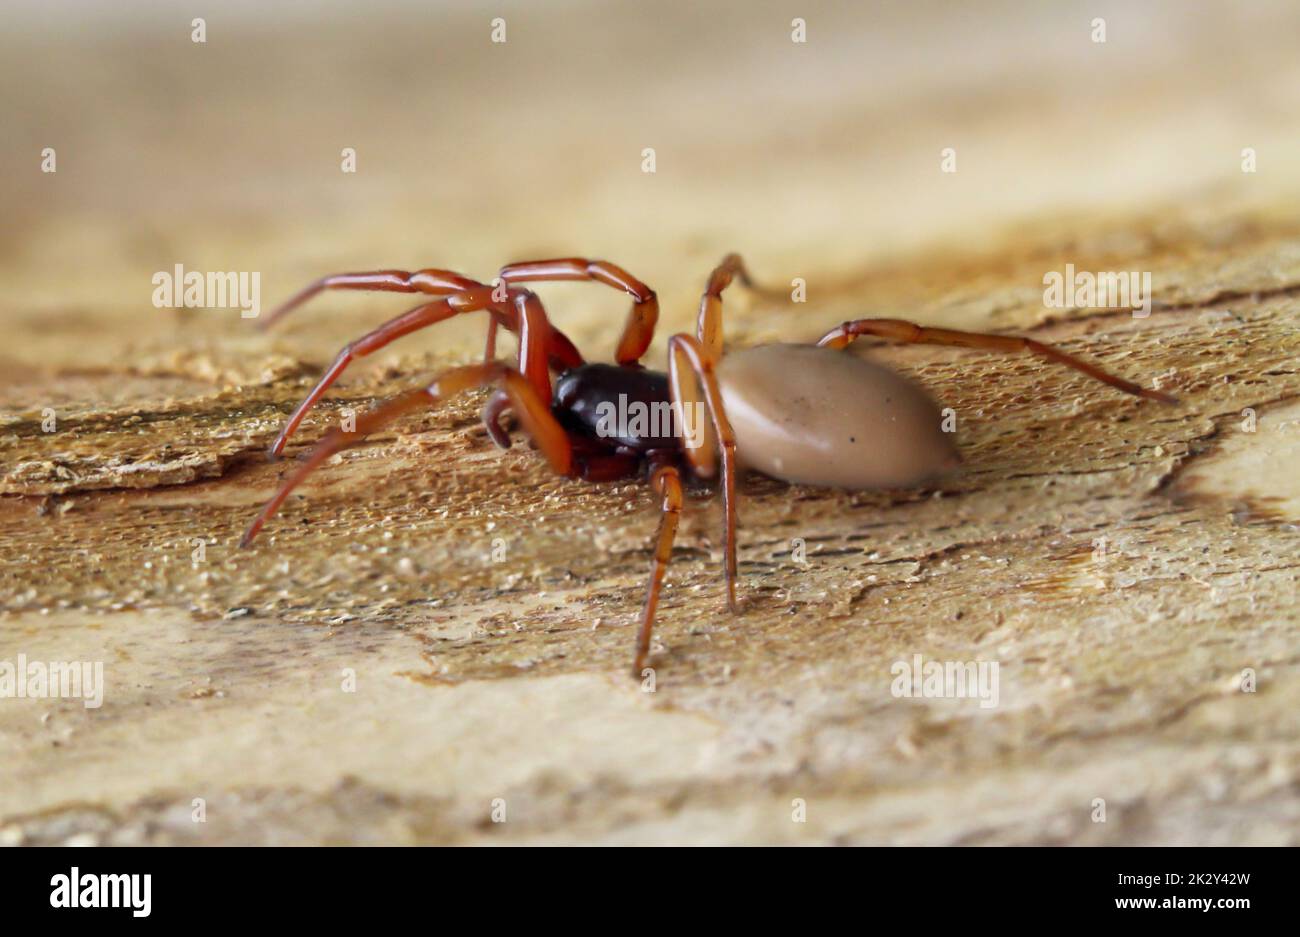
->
xmin=718 ymin=343 xmax=960 ymax=489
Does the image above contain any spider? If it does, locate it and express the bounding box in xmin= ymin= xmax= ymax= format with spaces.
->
xmin=240 ymin=254 xmax=1175 ymax=675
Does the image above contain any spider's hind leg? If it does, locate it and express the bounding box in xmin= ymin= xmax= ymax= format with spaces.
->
xmin=816 ymin=318 xmax=1178 ymax=404
xmin=696 ymin=253 xmax=759 ymax=359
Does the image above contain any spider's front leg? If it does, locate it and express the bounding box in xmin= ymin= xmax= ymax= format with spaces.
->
xmin=260 ymin=268 xmax=479 ymax=331
xmin=240 ymin=363 xmax=574 ymax=547
xmin=262 ymin=265 xmax=587 ymax=371
xmin=266 ymin=287 xmax=572 ymax=459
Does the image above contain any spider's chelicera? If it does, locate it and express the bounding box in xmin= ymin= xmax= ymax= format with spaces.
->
xmin=241 ymin=255 xmax=1176 ymax=675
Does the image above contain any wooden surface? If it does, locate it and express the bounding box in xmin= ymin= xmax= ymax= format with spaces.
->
xmin=1 ymin=0 xmax=1298 ymax=844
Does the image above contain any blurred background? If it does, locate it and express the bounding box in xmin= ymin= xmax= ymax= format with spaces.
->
xmin=3 ymin=0 xmax=1300 ymax=378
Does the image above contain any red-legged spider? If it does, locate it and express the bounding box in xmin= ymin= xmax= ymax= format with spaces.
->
xmin=241 ymin=254 xmax=1175 ymax=675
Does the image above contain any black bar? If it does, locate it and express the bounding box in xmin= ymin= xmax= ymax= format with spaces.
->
xmin=0 ymin=846 xmax=1284 ymax=924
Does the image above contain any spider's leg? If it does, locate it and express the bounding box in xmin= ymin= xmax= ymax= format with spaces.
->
xmin=496 ymin=258 xmax=658 ymax=365
xmin=260 ymin=269 xmax=479 ymax=331
xmin=260 ymin=267 xmax=586 ymax=373
xmin=241 ymin=363 xmax=573 ymax=547
xmin=816 ymin=318 xmax=1177 ymax=404
xmin=635 ymin=461 xmax=683 ymax=676
xmin=667 ymin=333 xmax=740 ymax=613
xmin=695 ymin=253 xmax=760 ymax=359
xmin=269 ymin=287 xmax=561 ymax=458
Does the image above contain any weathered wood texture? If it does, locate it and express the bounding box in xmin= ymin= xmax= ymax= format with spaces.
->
xmin=1 ymin=1 xmax=1298 ymax=844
